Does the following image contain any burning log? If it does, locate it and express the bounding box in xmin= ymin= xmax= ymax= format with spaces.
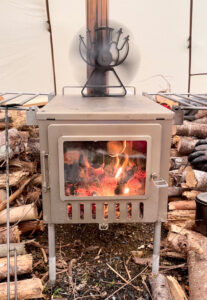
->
xmin=0 ymin=254 xmax=33 ymax=280
xmin=0 ymin=243 xmax=26 ymax=257
xmin=0 ymin=278 xmax=43 ymax=300
xmin=0 ymin=226 xmax=21 ymax=244
xmin=0 ymin=204 xmax=38 ymax=225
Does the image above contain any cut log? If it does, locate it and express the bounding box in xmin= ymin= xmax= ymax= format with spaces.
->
xmin=195 ymin=109 xmax=207 ymax=120
xmin=18 ymin=220 xmax=44 ymax=234
xmin=0 ymin=190 xmax=6 ymax=203
xmin=0 ymin=204 xmax=38 ymax=225
xmin=26 ymin=138 xmax=40 ymax=159
xmin=0 ymin=128 xmax=25 ymax=162
xmin=32 ymin=174 xmax=42 ymax=186
xmin=169 ymin=168 xmax=185 ymax=186
xmin=167 ymin=210 xmax=195 ymax=221
xmin=0 ymin=243 xmax=26 ymax=257
xmin=0 ymin=174 xmax=38 ymax=212
xmin=169 ymin=200 xmax=196 ymax=211
xmin=182 ymin=190 xmax=200 ymax=200
xmin=0 ymin=226 xmax=21 ymax=244
xmin=193 ymin=116 xmax=207 ymax=124
xmin=167 ymin=276 xmax=188 ymax=300
xmin=177 ymin=137 xmax=198 ymax=155
xmin=0 ymin=278 xmax=43 ymax=300
xmin=149 ymin=273 xmax=173 ymax=300
xmin=168 ymin=187 xmax=183 ymax=197
xmin=0 ymin=254 xmax=33 ymax=280
xmin=170 ymin=156 xmax=188 ymax=170
xmin=9 ymin=159 xmax=37 ymax=174
xmin=185 ymin=166 xmax=207 ymax=191
xmin=0 ymin=170 xmax=29 ymax=188
xmin=174 ymin=123 xmax=207 ymax=139
xmin=165 ymin=220 xmax=195 ymax=231
xmin=170 ymin=148 xmax=181 ymax=157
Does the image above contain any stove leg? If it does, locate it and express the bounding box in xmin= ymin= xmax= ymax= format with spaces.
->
xmin=152 ymin=221 xmax=161 ymax=274
xmin=48 ymin=224 xmax=56 ymax=284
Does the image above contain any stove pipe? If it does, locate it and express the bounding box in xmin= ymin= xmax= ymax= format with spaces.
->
xmin=86 ymin=0 xmax=108 ymax=96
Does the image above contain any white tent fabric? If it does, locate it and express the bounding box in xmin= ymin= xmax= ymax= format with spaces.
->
xmin=0 ymin=0 xmax=205 ymax=94
xmin=0 ymin=0 xmax=54 ymax=93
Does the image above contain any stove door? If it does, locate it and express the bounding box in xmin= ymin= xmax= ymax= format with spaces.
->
xmin=48 ymin=123 xmax=161 ymax=204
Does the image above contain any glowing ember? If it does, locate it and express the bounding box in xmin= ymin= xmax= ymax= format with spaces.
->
xmin=64 ymin=140 xmax=147 ymax=197
xmin=124 ymin=187 xmax=130 ymax=194
xmin=115 ymin=167 xmax=122 ymax=179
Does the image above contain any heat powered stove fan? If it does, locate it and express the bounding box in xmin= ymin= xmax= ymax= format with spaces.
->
xmin=79 ymin=26 xmax=129 ymax=97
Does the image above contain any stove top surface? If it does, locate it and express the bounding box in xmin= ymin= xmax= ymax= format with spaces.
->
xmin=37 ymin=95 xmax=174 ymax=121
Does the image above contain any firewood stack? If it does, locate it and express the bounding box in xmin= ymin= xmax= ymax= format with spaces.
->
xmin=0 ymin=110 xmax=43 ymax=299
xmin=165 ymin=108 xmax=207 ymax=300
xmin=167 ymin=109 xmax=207 ymax=231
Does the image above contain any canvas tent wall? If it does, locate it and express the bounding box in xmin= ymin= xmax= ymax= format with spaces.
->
xmin=0 ymin=0 xmax=206 ymax=95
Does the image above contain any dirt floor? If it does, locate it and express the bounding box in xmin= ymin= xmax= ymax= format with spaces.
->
xmin=25 ymin=223 xmax=188 ymax=300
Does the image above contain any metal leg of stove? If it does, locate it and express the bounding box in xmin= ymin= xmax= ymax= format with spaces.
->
xmin=48 ymin=223 xmax=56 ymax=284
xmin=152 ymin=221 xmax=161 ymax=274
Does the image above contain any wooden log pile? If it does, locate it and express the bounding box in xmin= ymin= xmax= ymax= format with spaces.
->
xmin=0 ymin=110 xmax=43 ymax=299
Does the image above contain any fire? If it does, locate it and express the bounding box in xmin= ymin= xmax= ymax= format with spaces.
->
xmin=64 ymin=140 xmax=146 ymax=197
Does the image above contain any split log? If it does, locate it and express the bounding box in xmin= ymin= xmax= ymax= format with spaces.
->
xmin=9 ymin=159 xmax=37 ymax=174
xmin=176 ymin=137 xmax=198 ymax=155
xmin=195 ymin=109 xmax=207 ymax=120
xmin=0 ymin=174 xmax=38 ymax=212
xmin=0 ymin=243 xmax=26 ymax=257
xmin=182 ymin=190 xmax=200 ymax=200
xmin=184 ymin=166 xmax=207 ymax=191
xmin=173 ymin=123 xmax=207 ymax=139
xmin=168 ymin=187 xmax=183 ymax=197
xmin=169 ymin=168 xmax=185 ymax=186
xmin=0 ymin=128 xmax=25 ymax=162
xmin=165 ymin=220 xmax=195 ymax=231
xmin=0 ymin=254 xmax=32 ymax=280
xmin=169 ymin=200 xmax=196 ymax=211
xmin=0 ymin=226 xmax=21 ymax=244
xmin=0 ymin=170 xmax=29 ymax=188
xmin=167 ymin=210 xmax=195 ymax=221
xmin=0 ymin=190 xmax=6 ymax=203
xmin=193 ymin=116 xmax=207 ymax=124
xmin=18 ymin=220 xmax=44 ymax=234
xmin=170 ymin=156 xmax=188 ymax=170
xmin=170 ymin=148 xmax=181 ymax=157
xmin=149 ymin=273 xmax=173 ymax=300
xmin=0 ymin=278 xmax=43 ymax=300
xmin=167 ymin=276 xmax=188 ymax=300
xmin=26 ymin=138 xmax=40 ymax=159
xmin=0 ymin=204 xmax=38 ymax=225
xmin=32 ymin=174 xmax=42 ymax=186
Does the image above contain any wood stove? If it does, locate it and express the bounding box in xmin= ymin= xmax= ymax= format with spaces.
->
xmin=37 ymin=94 xmax=173 ymax=283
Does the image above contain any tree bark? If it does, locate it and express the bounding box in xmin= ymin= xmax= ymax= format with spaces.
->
xmin=168 ymin=187 xmax=183 ymax=197
xmin=185 ymin=166 xmax=207 ymax=191
xmin=174 ymin=123 xmax=207 ymax=139
xmin=0 ymin=174 xmax=38 ymax=212
xmin=0 ymin=170 xmax=29 ymax=188
xmin=170 ymin=156 xmax=188 ymax=170
xmin=195 ymin=109 xmax=207 ymax=120
xmin=0 ymin=226 xmax=21 ymax=244
xmin=0 ymin=243 xmax=26 ymax=257
xmin=149 ymin=273 xmax=173 ymax=300
xmin=0 ymin=204 xmax=38 ymax=225
xmin=0 ymin=278 xmax=43 ymax=300
xmin=169 ymin=200 xmax=196 ymax=211
xmin=0 ymin=128 xmax=25 ymax=162
xmin=168 ymin=210 xmax=195 ymax=221
xmin=193 ymin=116 xmax=207 ymax=124
xmin=18 ymin=220 xmax=44 ymax=234
xmin=167 ymin=276 xmax=188 ymax=300
xmin=177 ymin=137 xmax=198 ymax=155
xmin=0 ymin=254 xmax=33 ymax=280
